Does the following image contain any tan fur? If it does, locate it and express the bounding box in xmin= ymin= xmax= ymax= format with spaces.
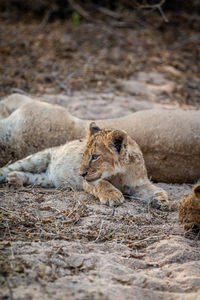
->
xmin=0 ymin=93 xmax=35 ymax=119
xmin=1 ymin=93 xmax=200 ymax=183
xmin=179 ymin=183 xmax=200 ymax=232
xmin=79 ymin=123 xmax=169 ymax=208
xmin=0 ymin=94 xmax=87 ymax=167
xmin=0 ymin=123 xmax=168 ymax=208
xmin=0 ymin=140 xmax=85 ymax=190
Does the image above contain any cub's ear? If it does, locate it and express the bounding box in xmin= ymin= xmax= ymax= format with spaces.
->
xmin=88 ymin=122 xmax=101 ymax=137
xmin=193 ymin=183 xmax=200 ymax=199
xmin=109 ymin=130 xmax=127 ymax=154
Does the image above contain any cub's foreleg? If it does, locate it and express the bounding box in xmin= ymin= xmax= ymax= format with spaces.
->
xmin=132 ymin=181 xmax=169 ymax=211
xmin=83 ymin=179 xmax=125 ymax=207
xmin=0 ymin=149 xmax=52 ymax=187
xmin=119 ymin=152 xmax=169 ymax=210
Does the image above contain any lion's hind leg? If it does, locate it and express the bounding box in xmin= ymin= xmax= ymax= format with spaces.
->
xmin=7 ymin=171 xmax=52 ymax=187
xmin=0 ymin=149 xmax=52 ymax=187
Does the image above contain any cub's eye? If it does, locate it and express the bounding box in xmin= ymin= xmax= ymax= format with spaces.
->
xmin=91 ymin=154 xmax=100 ymax=161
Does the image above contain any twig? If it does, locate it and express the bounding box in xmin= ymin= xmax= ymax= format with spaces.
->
xmin=33 ymin=6 xmax=57 ymax=34
xmin=109 ymin=21 xmax=138 ymax=28
xmin=132 ymin=234 xmax=166 ymax=246
xmin=158 ymin=5 xmax=168 ymax=23
xmin=64 ymin=202 xmax=81 ymax=219
xmin=140 ymin=0 xmax=168 ymax=23
xmin=95 ymin=6 xmax=121 ymax=19
xmin=64 ymin=56 xmax=93 ymax=84
xmin=68 ymin=0 xmax=91 ymax=21
xmin=51 ymin=72 xmax=71 ymax=95
xmin=65 ymin=68 xmax=83 ymax=83
xmin=10 ymin=88 xmax=26 ymax=94
xmin=63 ymin=48 xmax=106 ymax=90
xmin=94 ymin=219 xmax=104 ymax=242
xmin=40 ymin=7 xmax=55 ymax=28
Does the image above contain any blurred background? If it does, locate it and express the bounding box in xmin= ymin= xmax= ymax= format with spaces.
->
xmin=0 ymin=0 xmax=200 ymax=107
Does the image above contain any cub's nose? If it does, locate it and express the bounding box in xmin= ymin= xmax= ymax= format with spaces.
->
xmin=80 ymin=171 xmax=88 ymax=177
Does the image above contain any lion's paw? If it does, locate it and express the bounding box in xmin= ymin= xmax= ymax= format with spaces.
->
xmin=99 ymin=189 xmax=125 ymax=207
xmin=7 ymin=172 xmax=23 ymax=187
xmin=151 ymin=190 xmax=169 ymax=211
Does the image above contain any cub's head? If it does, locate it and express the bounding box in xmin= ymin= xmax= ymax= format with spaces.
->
xmin=79 ymin=122 xmax=129 ymax=185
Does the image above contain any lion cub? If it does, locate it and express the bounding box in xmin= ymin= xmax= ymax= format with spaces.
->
xmin=0 ymin=123 xmax=168 ymax=209
xmin=80 ymin=123 xmax=169 ymax=209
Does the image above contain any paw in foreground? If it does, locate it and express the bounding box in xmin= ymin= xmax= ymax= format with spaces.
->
xmin=151 ymin=190 xmax=169 ymax=211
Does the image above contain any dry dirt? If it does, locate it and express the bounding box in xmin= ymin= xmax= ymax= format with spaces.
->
xmin=0 ymin=181 xmax=200 ymax=300
xmin=0 ymin=11 xmax=200 ymax=300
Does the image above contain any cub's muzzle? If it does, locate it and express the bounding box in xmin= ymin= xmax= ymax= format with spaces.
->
xmin=79 ymin=171 xmax=88 ymax=178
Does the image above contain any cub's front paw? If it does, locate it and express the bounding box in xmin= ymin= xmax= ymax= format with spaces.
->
xmin=7 ymin=172 xmax=23 ymax=187
xmin=151 ymin=190 xmax=169 ymax=211
xmin=99 ymin=189 xmax=125 ymax=207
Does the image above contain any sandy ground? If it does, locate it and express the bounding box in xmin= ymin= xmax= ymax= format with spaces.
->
xmin=0 ymin=87 xmax=200 ymax=299
xmin=0 ymin=180 xmax=199 ymax=300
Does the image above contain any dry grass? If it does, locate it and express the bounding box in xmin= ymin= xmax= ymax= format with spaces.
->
xmin=0 ymin=182 xmax=199 ymax=300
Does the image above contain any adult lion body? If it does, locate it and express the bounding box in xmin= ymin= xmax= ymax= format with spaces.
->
xmin=0 ymin=93 xmax=200 ymax=183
